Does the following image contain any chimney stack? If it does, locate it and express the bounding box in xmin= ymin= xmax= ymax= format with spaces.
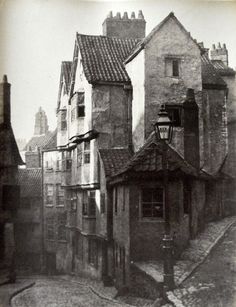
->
xmin=0 ymin=75 xmax=11 ymax=125
xmin=183 ymin=89 xmax=200 ymax=170
xmin=210 ymin=42 xmax=228 ymax=66
xmin=102 ymin=10 xmax=146 ymax=39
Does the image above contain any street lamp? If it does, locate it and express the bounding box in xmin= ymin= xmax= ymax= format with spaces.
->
xmin=153 ymin=104 xmax=175 ymax=291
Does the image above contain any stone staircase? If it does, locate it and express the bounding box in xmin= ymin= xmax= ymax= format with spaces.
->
xmin=133 ymin=216 xmax=236 ymax=290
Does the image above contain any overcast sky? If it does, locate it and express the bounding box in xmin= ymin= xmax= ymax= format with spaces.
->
xmin=0 ymin=0 xmax=236 ymax=141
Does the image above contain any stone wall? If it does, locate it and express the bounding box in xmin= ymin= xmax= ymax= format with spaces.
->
xmin=144 ymin=16 xmax=202 ymax=142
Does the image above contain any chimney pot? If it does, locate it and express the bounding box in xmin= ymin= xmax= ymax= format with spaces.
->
xmin=123 ymin=12 xmax=128 ymax=19
xmin=3 ymin=75 xmax=8 ymax=83
xmin=138 ymin=10 xmax=144 ymax=19
xmin=212 ymin=44 xmax=216 ymax=50
xmin=131 ymin=12 xmax=135 ymax=19
xmin=223 ymin=43 xmax=226 ymax=49
xmin=186 ymin=88 xmax=195 ymax=101
xmin=217 ymin=42 xmax=221 ymax=49
xmin=116 ymin=12 xmax=121 ymax=19
xmin=107 ymin=11 xmax=113 ymax=18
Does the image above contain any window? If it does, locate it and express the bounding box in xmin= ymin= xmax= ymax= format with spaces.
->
xmin=77 ymin=144 xmax=82 ymax=167
xmin=57 ymin=212 xmax=67 ymax=241
xmin=71 ymin=92 xmax=85 ymax=121
xmin=82 ymin=190 xmax=96 ymax=216
xmin=62 ymin=151 xmax=72 ymax=171
xmin=172 ymin=60 xmax=179 ymax=77
xmin=59 ymin=109 xmax=67 ymax=131
xmin=165 ymin=105 xmax=182 ymax=127
xmin=45 ymin=184 xmax=53 ymax=205
xmin=141 ymin=188 xmax=164 ymax=218
xmin=70 ymin=191 xmax=77 ymax=211
xmin=56 ymin=184 xmax=64 ymax=207
xmin=77 ymin=92 xmax=85 ymax=117
xmin=56 ymin=158 xmax=62 ymax=171
xmin=88 ymin=239 xmax=98 ymax=267
xmin=84 ymin=141 xmax=90 ymax=164
xmin=165 ymin=57 xmax=181 ymax=78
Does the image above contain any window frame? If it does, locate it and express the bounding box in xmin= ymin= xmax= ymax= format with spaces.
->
xmin=56 ymin=184 xmax=65 ymax=207
xmin=165 ymin=56 xmax=181 ymax=78
xmin=141 ymin=187 xmax=164 ymax=219
xmin=165 ymin=105 xmax=183 ymax=127
xmin=45 ymin=184 xmax=54 ymax=206
xmin=83 ymin=141 xmax=90 ymax=164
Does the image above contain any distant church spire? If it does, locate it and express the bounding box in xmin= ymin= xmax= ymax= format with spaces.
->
xmin=34 ymin=106 xmax=49 ymax=135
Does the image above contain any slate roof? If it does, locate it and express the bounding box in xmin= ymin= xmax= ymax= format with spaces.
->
xmin=211 ymin=60 xmax=235 ymax=77
xmin=0 ymin=123 xmax=24 ymax=167
xmin=24 ymin=131 xmax=54 ymax=151
xmin=99 ymin=148 xmax=132 ymax=178
xmin=77 ymin=34 xmax=139 ymax=83
xmin=43 ymin=129 xmax=57 ymax=150
xmin=17 ymin=168 xmax=42 ymax=197
xmin=201 ymin=53 xmax=226 ymax=88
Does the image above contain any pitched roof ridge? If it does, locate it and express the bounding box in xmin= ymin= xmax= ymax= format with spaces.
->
xmin=76 ymin=32 xmax=139 ymax=42
xmin=125 ymin=12 xmax=200 ymax=64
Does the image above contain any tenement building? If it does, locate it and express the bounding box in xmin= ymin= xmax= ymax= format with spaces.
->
xmin=42 ymin=11 xmax=236 ymax=290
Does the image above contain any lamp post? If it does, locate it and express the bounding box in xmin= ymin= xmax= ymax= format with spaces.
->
xmin=153 ymin=104 xmax=175 ymax=291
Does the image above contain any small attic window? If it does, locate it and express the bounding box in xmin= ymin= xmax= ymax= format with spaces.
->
xmin=172 ymin=60 xmax=179 ymax=77
xmin=165 ymin=57 xmax=181 ymax=78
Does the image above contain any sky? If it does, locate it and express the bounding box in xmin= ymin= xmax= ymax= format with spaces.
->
xmin=0 ymin=0 xmax=236 ymax=141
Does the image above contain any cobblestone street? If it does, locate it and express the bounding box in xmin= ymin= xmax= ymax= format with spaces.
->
xmin=11 ymin=278 xmax=129 ymax=307
xmin=169 ymin=223 xmax=236 ymax=307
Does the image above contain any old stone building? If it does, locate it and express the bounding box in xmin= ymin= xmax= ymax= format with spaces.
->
xmin=0 ymin=75 xmax=24 ymax=282
xmin=43 ymin=11 xmax=235 ymax=290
